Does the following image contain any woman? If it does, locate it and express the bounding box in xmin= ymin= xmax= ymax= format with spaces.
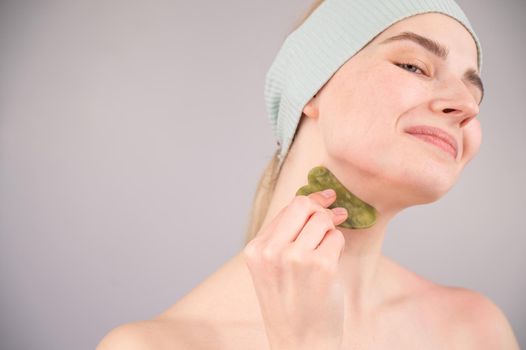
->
xmin=97 ymin=0 xmax=520 ymax=349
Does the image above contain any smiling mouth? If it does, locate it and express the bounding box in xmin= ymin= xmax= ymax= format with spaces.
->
xmin=404 ymin=125 xmax=459 ymax=159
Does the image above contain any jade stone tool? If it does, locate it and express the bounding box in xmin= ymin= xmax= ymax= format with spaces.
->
xmin=296 ymin=166 xmax=377 ymax=229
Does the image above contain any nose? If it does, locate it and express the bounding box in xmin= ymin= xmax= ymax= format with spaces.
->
xmin=429 ymin=77 xmax=480 ymax=128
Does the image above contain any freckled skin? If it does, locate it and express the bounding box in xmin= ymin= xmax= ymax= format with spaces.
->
xmin=296 ymin=165 xmax=377 ymax=228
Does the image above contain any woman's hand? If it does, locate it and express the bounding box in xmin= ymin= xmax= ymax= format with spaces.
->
xmin=243 ymin=189 xmax=348 ymax=350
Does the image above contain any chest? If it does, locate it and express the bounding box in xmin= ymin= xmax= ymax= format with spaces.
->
xmin=197 ymin=315 xmax=453 ymax=350
xmin=339 ymin=317 xmax=449 ymax=350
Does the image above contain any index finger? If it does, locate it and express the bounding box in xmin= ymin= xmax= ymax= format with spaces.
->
xmin=260 ymin=189 xmax=338 ymax=246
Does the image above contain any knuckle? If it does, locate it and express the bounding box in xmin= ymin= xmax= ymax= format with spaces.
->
xmin=261 ymin=245 xmax=279 ymax=263
xmin=243 ymin=239 xmax=265 ymax=260
xmin=243 ymin=241 xmax=284 ymax=272
xmin=325 ymin=209 xmax=337 ymax=224
xmin=332 ymin=229 xmax=345 ymax=247
xmin=313 ymin=210 xmax=336 ymax=230
xmin=284 ymin=248 xmax=306 ymax=267
xmin=291 ymin=195 xmax=311 ymax=211
xmin=315 ymin=256 xmax=337 ymax=274
xmin=243 ymin=240 xmax=256 ymax=255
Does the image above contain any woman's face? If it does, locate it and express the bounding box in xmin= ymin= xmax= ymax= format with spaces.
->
xmin=310 ymin=12 xmax=483 ymax=202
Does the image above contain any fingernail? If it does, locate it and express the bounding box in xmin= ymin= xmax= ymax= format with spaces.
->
xmin=333 ymin=207 xmax=347 ymax=216
xmin=321 ymin=189 xmax=335 ymax=198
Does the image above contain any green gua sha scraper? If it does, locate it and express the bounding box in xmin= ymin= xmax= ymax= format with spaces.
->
xmin=296 ymin=166 xmax=377 ymax=229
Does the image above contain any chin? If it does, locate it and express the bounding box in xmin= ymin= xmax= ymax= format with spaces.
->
xmin=406 ymin=177 xmax=455 ymax=205
xmin=326 ymin=143 xmax=462 ymax=207
xmin=392 ymin=157 xmax=460 ymax=205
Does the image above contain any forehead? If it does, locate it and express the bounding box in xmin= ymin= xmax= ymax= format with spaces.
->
xmin=370 ymin=13 xmax=478 ymax=69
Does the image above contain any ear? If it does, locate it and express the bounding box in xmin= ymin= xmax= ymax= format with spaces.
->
xmin=302 ymin=93 xmax=319 ymax=120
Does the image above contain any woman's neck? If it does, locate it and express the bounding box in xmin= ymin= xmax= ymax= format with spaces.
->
xmin=257 ymin=147 xmax=408 ymax=318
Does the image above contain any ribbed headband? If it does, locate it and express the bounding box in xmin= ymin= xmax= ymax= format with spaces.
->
xmin=264 ymin=0 xmax=483 ymax=171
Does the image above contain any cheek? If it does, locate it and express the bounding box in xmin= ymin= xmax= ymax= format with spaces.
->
xmin=377 ymin=65 xmax=430 ymax=109
xmin=344 ymin=63 xmax=427 ymax=123
xmin=327 ymin=65 xmax=415 ymax=145
xmin=321 ymin=63 xmax=430 ymax=166
xmin=462 ymin=118 xmax=482 ymax=162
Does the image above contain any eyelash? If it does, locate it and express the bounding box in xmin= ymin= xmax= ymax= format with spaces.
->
xmin=395 ymin=62 xmax=427 ymax=75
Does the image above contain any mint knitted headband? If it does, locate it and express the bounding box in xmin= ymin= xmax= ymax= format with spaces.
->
xmin=264 ymin=0 xmax=483 ymax=171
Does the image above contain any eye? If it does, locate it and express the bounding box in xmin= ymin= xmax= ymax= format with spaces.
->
xmin=395 ymin=62 xmax=426 ymax=75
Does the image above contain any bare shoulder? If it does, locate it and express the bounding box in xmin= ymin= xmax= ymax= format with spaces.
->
xmin=383 ymin=258 xmax=520 ymax=349
xmin=434 ymin=286 xmax=520 ymax=350
xmin=96 ymin=319 xmax=191 ymax=350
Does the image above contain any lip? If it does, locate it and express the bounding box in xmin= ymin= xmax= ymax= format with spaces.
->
xmin=404 ymin=125 xmax=458 ymax=159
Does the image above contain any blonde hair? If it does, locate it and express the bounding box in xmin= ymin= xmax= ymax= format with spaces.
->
xmin=242 ymin=0 xmax=325 ymax=246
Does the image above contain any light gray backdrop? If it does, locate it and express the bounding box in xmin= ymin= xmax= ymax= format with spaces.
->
xmin=0 ymin=0 xmax=524 ymax=349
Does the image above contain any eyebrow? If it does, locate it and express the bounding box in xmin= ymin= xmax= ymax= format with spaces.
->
xmin=379 ymin=31 xmax=484 ymax=104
